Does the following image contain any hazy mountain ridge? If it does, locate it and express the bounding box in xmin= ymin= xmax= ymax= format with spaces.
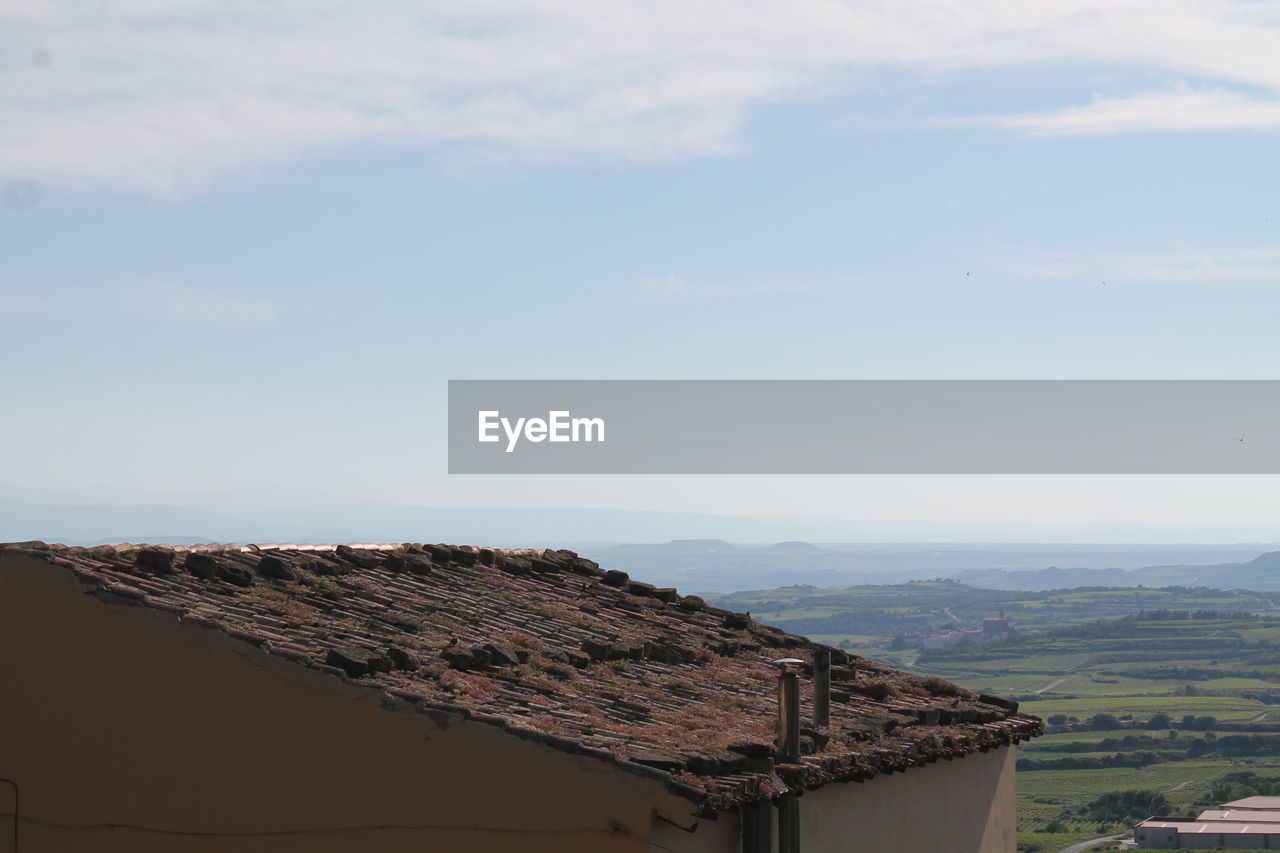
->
xmin=3 ymin=489 xmax=1280 ymax=594
xmin=6 ymin=481 xmax=1280 ymax=547
xmin=953 ymin=551 xmax=1280 ymax=591
xmin=589 ymin=541 xmax=1280 ymax=595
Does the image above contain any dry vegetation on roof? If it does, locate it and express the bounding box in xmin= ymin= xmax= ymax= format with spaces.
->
xmin=4 ymin=539 xmax=1042 ymax=812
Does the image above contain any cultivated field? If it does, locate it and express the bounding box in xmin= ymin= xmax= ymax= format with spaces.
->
xmin=918 ymin=614 xmax=1280 ymax=851
xmin=714 ymin=584 xmax=1280 ymax=852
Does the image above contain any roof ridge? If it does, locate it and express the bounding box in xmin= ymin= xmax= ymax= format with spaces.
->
xmin=2 ymin=539 xmax=1042 ymax=812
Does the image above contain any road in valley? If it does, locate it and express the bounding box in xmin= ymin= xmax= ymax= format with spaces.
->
xmin=1060 ymin=832 xmax=1125 ymax=853
xmin=1033 ymin=676 xmax=1071 ymax=694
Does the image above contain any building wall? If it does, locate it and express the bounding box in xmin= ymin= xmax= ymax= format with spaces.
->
xmin=800 ymin=744 xmax=1019 ymax=853
xmin=1135 ymin=825 xmax=1179 ymax=847
xmin=1180 ymin=832 xmax=1280 ymax=849
xmin=650 ymin=812 xmax=741 ymax=853
xmin=0 ymin=553 xmax=699 ymax=853
xmin=652 ymin=746 xmax=1019 ymax=853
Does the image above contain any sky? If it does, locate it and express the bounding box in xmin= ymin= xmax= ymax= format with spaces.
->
xmin=3 ymin=0 xmax=1280 ymax=540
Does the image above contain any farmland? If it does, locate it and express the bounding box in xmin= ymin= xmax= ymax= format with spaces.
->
xmin=712 ymin=583 xmax=1280 ymax=852
xmin=912 ymin=612 xmax=1280 ymax=849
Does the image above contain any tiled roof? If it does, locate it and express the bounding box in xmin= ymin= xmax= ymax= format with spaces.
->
xmin=4 ymin=540 xmax=1041 ymax=813
xmin=1137 ymin=820 xmax=1280 ymax=835
xmin=1224 ymin=797 xmax=1280 ymax=811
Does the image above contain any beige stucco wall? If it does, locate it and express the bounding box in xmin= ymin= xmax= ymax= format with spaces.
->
xmin=0 ymin=552 xmax=699 ymax=853
xmin=801 ymin=744 xmax=1018 ymax=853
xmin=651 ymin=811 xmax=741 ymax=852
xmin=652 ymin=746 xmax=1019 ymax=853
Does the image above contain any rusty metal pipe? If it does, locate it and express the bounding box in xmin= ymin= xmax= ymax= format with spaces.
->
xmin=778 ymin=793 xmax=800 ymax=853
xmin=742 ymin=800 xmax=773 ymax=853
xmin=772 ymin=658 xmax=804 ymax=853
xmin=778 ymin=669 xmax=800 ymax=760
xmin=814 ymin=648 xmax=831 ymax=729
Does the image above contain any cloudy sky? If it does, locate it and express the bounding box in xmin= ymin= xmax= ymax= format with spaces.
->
xmin=3 ymin=0 xmax=1280 ymax=539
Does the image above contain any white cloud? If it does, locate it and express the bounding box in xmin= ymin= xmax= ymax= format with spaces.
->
xmin=3 ymin=0 xmax=1280 ymax=191
xmin=993 ymin=87 xmax=1280 ymax=135
xmin=1011 ymin=245 xmax=1280 ymax=283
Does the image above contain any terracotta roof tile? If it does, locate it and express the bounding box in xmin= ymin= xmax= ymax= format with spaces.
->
xmin=4 ymin=540 xmax=1041 ymax=812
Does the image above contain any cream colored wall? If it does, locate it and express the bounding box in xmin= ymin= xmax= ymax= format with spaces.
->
xmin=801 ymin=745 xmax=1019 ymax=853
xmin=651 ymin=746 xmax=1018 ymax=853
xmin=0 ymin=553 xmax=699 ymax=853
xmin=650 ymin=812 xmax=741 ymax=853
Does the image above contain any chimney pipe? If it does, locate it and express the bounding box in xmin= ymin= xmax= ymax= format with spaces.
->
xmin=772 ymin=658 xmax=804 ymax=853
xmin=778 ymin=795 xmax=800 ymax=853
xmin=813 ymin=648 xmax=831 ymax=728
xmin=741 ymin=801 xmax=773 ymax=853
xmin=774 ymin=659 xmax=802 ymax=760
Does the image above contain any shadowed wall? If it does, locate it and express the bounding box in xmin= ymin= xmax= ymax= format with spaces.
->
xmin=0 ymin=552 xmax=697 ymax=853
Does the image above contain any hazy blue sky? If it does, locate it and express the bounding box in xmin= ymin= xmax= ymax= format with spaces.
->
xmin=3 ymin=1 xmax=1280 ymax=539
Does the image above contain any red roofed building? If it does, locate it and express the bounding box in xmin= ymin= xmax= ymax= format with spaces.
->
xmin=0 ymin=541 xmax=1040 ymax=852
xmin=1136 ymin=797 xmax=1280 ymax=848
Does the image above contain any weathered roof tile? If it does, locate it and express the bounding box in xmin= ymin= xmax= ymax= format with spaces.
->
xmin=5 ymin=540 xmax=1041 ymax=812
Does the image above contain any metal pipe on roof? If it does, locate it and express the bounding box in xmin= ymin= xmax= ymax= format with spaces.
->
xmin=775 ymin=659 xmax=802 ymax=761
xmin=778 ymin=795 xmax=800 ymax=853
xmin=778 ymin=669 xmax=801 ymax=760
xmin=772 ymin=658 xmax=803 ymax=853
xmin=813 ymin=648 xmax=831 ymax=729
xmin=742 ymin=800 xmax=773 ymax=853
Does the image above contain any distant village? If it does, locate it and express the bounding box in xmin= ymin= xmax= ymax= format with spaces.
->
xmin=881 ymin=612 xmax=1036 ymax=651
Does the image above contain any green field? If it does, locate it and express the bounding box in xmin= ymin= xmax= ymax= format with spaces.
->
xmin=715 ymin=580 xmax=1280 ymax=640
xmin=717 ymin=582 xmax=1280 ymax=853
xmin=918 ymin=614 xmax=1280 ymax=851
xmin=931 ymin=614 xmax=1280 ymax=845
xmin=1022 ymin=695 xmax=1274 ymax=722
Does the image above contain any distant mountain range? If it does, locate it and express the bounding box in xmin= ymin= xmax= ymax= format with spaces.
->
xmin=6 ymin=479 xmax=1280 ymax=547
xmin=949 ymin=565 xmax=1146 ymax=590
xmin=952 ymin=551 xmax=1280 ymax=591
xmin=0 ymin=499 xmax=1102 ymax=547
xmin=585 ymin=540 xmax=1280 ymax=595
xmin=584 ymin=539 xmax=899 ymax=592
xmin=0 ymin=502 xmax=952 ymax=549
xmin=4 ymin=485 xmax=1280 ymax=594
